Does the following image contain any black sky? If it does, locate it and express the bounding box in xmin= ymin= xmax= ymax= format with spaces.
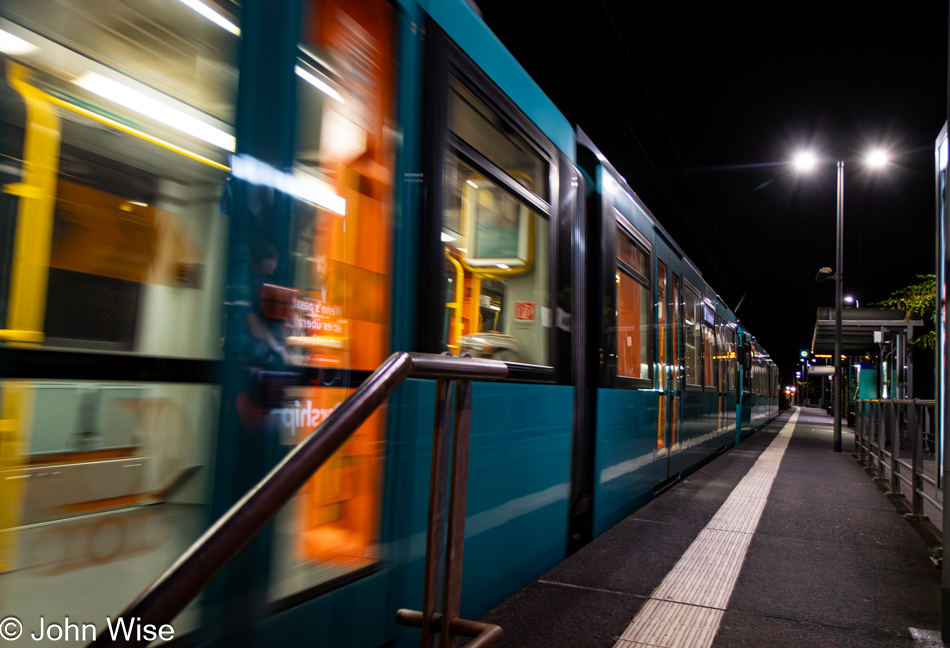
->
xmin=473 ymin=0 xmax=947 ymax=388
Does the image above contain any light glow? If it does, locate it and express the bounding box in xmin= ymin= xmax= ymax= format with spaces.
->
xmin=176 ymin=0 xmax=240 ymax=35
xmin=74 ymin=72 xmax=236 ymax=151
xmin=793 ymin=151 xmax=817 ymax=172
xmin=866 ymin=149 xmax=889 ymax=168
xmin=441 ymin=232 xmax=456 ymax=242
xmin=0 ymin=28 xmax=37 ymax=56
xmin=295 ymin=66 xmax=343 ymax=103
xmin=231 ymin=154 xmax=346 ymax=215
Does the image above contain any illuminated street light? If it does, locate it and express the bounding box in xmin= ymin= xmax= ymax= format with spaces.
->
xmin=797 ymin=147 xmax=889 ymax=452
xmin=793 ymin=151 xmax=817 ymax=172
xmin=866 ymin=149 xmax=889 ymax=168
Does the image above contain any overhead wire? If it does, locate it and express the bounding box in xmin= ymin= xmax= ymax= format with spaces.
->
xmin=599 ymin=0 xmax=742 ymax=270
xmin=538 ymin=0 xmax=741 ymax=308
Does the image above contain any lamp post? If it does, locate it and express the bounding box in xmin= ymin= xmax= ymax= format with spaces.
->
xmin=834 ymin=159 xmax=844 ymax=452
xmin=796 ymin=149 xmax=888 ymax=453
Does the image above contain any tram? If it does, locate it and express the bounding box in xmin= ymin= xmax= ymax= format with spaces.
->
xmin=0 ymin=0 xmax=778 ymax=644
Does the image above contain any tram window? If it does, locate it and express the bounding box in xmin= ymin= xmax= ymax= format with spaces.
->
xmin=439 ymin=74 xmax=552 ymax=366
xmin=2 ymin=0 xmax=238 ymax=123
xmin=616 ymin=225 xmax=650 ymax=381
xmin=671 ymin=274 xmax=681 ymax=389
xmin=703 ymin=322 xmax=716 ymax=388
xmin=715 ymin=318 xmax=727 ymax=393
xmin=449 ymin=79 xmax=548 ymax=200
xmin=441 ymin=155 xmax=550 ymax=364
xmin=684 ymin=288 xmax=701 ymax=386
xmin=726 ymin=326 xmax=737 ymax=391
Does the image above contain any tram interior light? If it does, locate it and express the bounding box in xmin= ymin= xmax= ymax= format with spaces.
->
xmin=0 ymin=28 xmax=37 ymax=55
xmin=296 ymin=65 xmax=344 ymax=104
xmin=176 ymin=0 xmax=241 ymax=35
xmin=74 ymin=72 xmax=236 ymax=151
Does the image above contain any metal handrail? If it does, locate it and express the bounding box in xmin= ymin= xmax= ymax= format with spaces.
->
xmin=854 ymin=398 xmax=939 ymax=522
xmin=89 ymin=352 xmax=508 ymax=648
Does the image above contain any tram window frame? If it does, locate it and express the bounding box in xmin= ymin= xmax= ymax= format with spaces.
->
xmin=682 ymin=281 xmax=702 ymax=390
xmin=715 ymin=315 xmax=727 ymax=395
xmin=420 ymin=23 xmax=561 ymax=381
xmin=701 ymin=308 xmax=716 ymax=390
xmin=725 ymin=325 xmax=737 ymax=393
xmin=613 ymin=214 xmax=652 ymax=387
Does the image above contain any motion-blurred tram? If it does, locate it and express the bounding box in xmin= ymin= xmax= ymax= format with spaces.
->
xmin=0 ymin=0 xmax=779 ymax=645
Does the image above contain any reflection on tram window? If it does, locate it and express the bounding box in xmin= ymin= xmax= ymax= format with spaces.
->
xmin=703 ymin=309 xmax=716 ymax=389
xmin=616 ymin=224 xmax=650 ymax=380
xmin=441 ymin=155 xmax=550 ymax=365
xmin=725 ymin=327 xmax=736 ymax=391
xmin=684 ymin=288 xmax=701 ymax=386
xmin=449 ymin=78 xmax=548 ymax=200
xmin=267 ymin=0 xmax=395 ymax=603
xmin=0 ymin=380 xmax=220 ymax=638
xmin=1 ymin=0 xmax=238 ymax=123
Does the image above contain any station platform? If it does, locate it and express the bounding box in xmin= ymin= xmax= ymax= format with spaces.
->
xmin=477 ymin=407 xmax=945 ymax=648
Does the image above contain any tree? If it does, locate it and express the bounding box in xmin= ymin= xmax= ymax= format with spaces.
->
xmin=874 ymin=274 xmax=935 ymax=349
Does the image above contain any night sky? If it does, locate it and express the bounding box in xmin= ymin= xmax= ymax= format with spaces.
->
xmin=473 ymin=0 xmax=946 ymax=389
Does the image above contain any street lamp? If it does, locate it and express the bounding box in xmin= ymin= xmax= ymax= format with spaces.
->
xmin=798 ymin=148 xmax=889 ymax=453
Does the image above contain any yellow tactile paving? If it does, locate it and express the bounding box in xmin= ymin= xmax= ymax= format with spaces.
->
xmin=612 ymin=409 xmax=801 ymax=648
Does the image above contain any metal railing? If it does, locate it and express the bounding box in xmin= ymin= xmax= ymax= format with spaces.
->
xmin=89 ymin=352 xmax=509 ymax=648
xmin=854 ymin=398 xmax=940 ymax=519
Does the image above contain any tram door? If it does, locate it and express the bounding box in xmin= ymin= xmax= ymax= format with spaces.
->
xmin=655 ymin=243 xmax=683 ymax=480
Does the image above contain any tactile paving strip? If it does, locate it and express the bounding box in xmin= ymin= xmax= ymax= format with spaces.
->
xmin=616 ymin=600 xmax=724 ymax=648
xmin=612 ymin=409 xmax=801 ymax=648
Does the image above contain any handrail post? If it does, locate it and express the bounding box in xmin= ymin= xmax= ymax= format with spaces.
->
xmin=421 ymin=378 xmax=454 ymax=647
xmin=910 ymin=400 xmax=924 ymax=517
xmin=890 ymin=401 xmax=901 ymax=495
xmin=442 ymin=378 xmax=473 ymax=647
xmin=856 ymin=401 xmax=865 ymax=464
xmin=878 ymin=401 xmax=887 ymax=481
xmin=862 ymin=400 xmax=870 ymax=464
xmin=400 ymin=361 xmax=502 ymax=648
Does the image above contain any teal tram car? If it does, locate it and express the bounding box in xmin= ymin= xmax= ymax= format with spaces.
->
xmin=0 ymin=0 xmax=778 ymax=644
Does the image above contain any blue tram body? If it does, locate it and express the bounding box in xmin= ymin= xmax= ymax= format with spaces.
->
xmin=0 ymin=0 xmax=779 ymax=645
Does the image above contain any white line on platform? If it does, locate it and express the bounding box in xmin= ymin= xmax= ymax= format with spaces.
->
xmin=612 ymin=408 xmax=801 ymax=648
